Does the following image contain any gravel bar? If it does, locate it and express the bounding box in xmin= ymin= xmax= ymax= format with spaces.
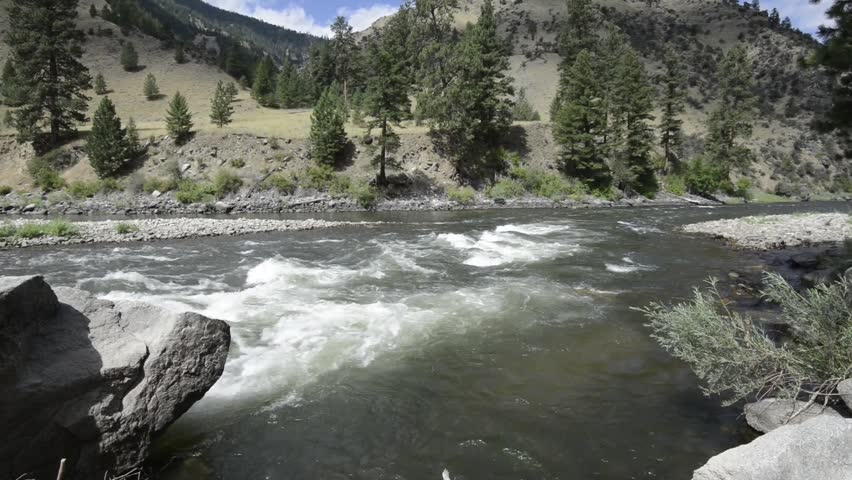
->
xmin=683 ymin=213 xmax=852 ymax=249
xmin=0 ymin=218 xmax=359 ymax=249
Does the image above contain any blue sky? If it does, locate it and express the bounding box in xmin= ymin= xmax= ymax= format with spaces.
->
xmin=204 ymin=0 xmax=831 ymax=37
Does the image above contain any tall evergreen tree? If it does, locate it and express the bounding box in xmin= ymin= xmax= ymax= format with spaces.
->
xmin=174 ymin=43 xmax=187 ymax=64
xmin=364 ymin=6 xmax=413 ymax=184
xmin=331 ymin=16 xmax=357 ymax=106
xmin=551 ymin=0 xmax=601 ymax=117
xmin=89 ymin=4 xmax=97 ymax=17
xmin=432 ymin=0 xmax=514 ymax=172
xmin=1 ymin=58 xmax=26 ymax=107
xmin=553 ymin=50 xmax=610 ymax=189
xmin=277 ymin=57 xmax=308 ymax=108
xmin=309 ymin=87 xmax=347 ymax=166
xmin=412 ymin=0 xmax=458 ymax=122
xmin=143 ymin=73 xmax=159 ymax=100
xmin=512 ymin=88 xmax=541 ymax=121
xmin=611 ymin=47 xmax=656 ymax=195
xmin=87 ymin=97 xmax=128 ymax=178
xmin=251 ymin=56 xmax=276 ymax=107
xmin=121 ymin=42 xmax=139 ymax=71
xmin=165 ymin=91 xmax=193 ymax=143
xmin=225 ymin=81 xmax=239 ymax=101
xmin=94 ymin=73 xmax=108 ymax=95
xmin=705 ymin=44 xmax=756 ymax=172
xmin=308 ymin=42 xmax=337 ymax=98
xmin=596 ymin=26 xmax=629 ymax=149
xmin=768 ymin=8 xmax=780 ymax=27
xmin=125 ymin=116 xmax=140 ymax=157
xmin=658 ymin=47 xmax=686 ymax=171
xmin=5 ymin=0 xmax=91 ymax=146
xmin=210 ymin=80 xmax=234 ymax=127
xmin=815 ymin=0 xmax=852 ymax=133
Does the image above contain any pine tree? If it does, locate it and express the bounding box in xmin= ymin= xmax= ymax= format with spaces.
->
xmin=252 ymin=56 xmax=276 ymax=107
xmin=308 ymin=42 xmax=337 ymax=98
xmin=551 ymin=0 xmax=601 ymax=117
xmin=174 ymin=43 xmax=186 ymax=64
xmin=94 ymin=73 xmax=108 ymax=95
xmin=225 ymin=81 xmax=239 ymax=101
xmin=432 ymin=0 xmax=514 ymax=172
xmin=781 ymin=17 xmax=792 ymax=29
xmin=768 ymin=8 xmax=780 ymax=28
xmin=309 ymin=87 xmax=347 ymax=166
xmin=89 ymin=4 xmax=97 ymax=17
xmin=596 ymin=26 xmax=629 ymax=150
xmin=553 ymin=50 xmax=610 ymax=189
xmin=1 ymin=58 xmax=26 ymax=107
xmin=210 ymin=80 xmax=234 ymax=127
xmin=125 ymin=117 xmax=140 ymax=158
xmin=412 ymin=0 xmax=458 ymax=123
xmin=121 ymin=42 xmax=139 ymax=71
xmin=364 ymin=6 xmax=413 ymax=184
xmin=277 ymin=57 xmax=303 ymax=108
xmin=87 ymin=97 xmax=128 ymax=178
xmin=611 ymin=47 xmax=656 ymax=195
xmin=143 ymin=73 xmax=159 ymax=100
xmin=815 ymin=0 xmax=852 ymax=132
xmin=752 ymin=0 xmax=761 ymax=12
xmin=5 ymin=0 xmax=92 ymax=146
xmin=658 ymin=47 xmax=686 ymax=171
xmin=165 ymin=91 xmax=193 ymax=144
xmin=705 ymin=44 xmax=757 ymax=172
xmin=331 ymin=16 xmax=357 ymax=106
xmin=512 ymin=88 xmax=541 ymax=121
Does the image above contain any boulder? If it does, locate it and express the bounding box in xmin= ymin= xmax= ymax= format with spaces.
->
xmin=839 ymin=379 xmax=852 ymax=411
xmin=692 ymin=416 xmax=852 ymax=480
xmin=0 ymin=275 xmax=230 ymax=479
xmin=744 ymin=398 xmax=843 ymax=433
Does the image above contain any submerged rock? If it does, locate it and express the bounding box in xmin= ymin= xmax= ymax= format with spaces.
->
xmin=692 ymin=416 xmax=852 ymax=480
xmin=0 ymin=275 xmax=230 ymax=479
xmin=744 ymin=398 xmax=843 ymax=433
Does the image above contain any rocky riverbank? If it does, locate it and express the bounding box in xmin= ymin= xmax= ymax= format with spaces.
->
xmin=0 ymin=218 xmax=355 ymax=249
xmin=683 ymin=212 xmax=852 ymax=249
xmin=0 ymin=189 xmax=719 ymax=217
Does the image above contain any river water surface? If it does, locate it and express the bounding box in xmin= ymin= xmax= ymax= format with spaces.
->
xmin=3 ymin=202 xmax=849 ymax=479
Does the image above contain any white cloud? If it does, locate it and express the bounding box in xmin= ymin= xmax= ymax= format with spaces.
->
xmin=202 ymin=1 xmax=398 ymax=37
xmin=337 ymin=4 xmax=398 ymax=31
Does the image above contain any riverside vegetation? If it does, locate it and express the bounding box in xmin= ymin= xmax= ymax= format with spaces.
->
xmin=0 ymin=0 xmax=850 ymax=208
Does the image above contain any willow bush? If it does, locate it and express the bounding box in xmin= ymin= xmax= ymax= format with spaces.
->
xmin=639 ymin=273 xmax=852 ymax=406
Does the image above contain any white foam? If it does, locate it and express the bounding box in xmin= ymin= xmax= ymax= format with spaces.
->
xmin=604 ymin=256 xmax=655 ymax=274
xmin=617 ymin=220 xmax=662 ymax=234
xmin=436 ymin=223 xmax=580 ymax=267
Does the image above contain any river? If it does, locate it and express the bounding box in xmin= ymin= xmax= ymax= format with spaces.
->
xmin=2 ymin=202 xmax=849 ymax=479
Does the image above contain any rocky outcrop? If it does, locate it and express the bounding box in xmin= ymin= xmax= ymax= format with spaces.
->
xmin=683 ymin=213 xmax=852 ymax=250
xmin=839 ymin=379 xmax=852 ymax=411
xmin=692 ymin=416 xmax=852 ymax=480
xmin=0 ymin=275 xmax=231 ymax=479
xmin=744 ymin=398 xmax=843 ymax=433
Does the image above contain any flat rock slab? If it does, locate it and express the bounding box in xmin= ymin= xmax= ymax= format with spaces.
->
xmin=693 ymin=416 xmax=852 ymax=480
xmin=683 ymin=213 xmax=852 ymax=250
xmin=745 ymin=398 xmax=843 ymax=433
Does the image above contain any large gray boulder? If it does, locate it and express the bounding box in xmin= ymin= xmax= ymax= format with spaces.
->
xmin=839 ymin=379 xmax=852 ymax=411
xmin=744 ymin=398 xmax=842 ymax=433
xmin=692 ymin=416 xmax=852 ymax=480
xmin=0 ymin=275 xmax=230 ymax=479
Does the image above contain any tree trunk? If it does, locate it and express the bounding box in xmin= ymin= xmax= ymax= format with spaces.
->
xmin=379 ymin=118 xmax=387 ymax=185
xmin=48 ymin=35 xmax=59 ymax=146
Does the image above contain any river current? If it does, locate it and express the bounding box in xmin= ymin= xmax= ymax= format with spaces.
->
xmin=3 ymin=202 xmax=849 ymax=479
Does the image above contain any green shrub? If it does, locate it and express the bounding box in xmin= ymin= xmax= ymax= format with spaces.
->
xmin=685 ymin=158 xmax=729 ymax=196
xmin=0 ymin=185 xmax=11 ymax=196
xmin=640 ymin=274 xmax=852 ymax=406
xmin=735 ymin=178 xmax=752 ymax=200
xmin=100 ymin=178 xmax=121 ymax=193
xmin=15 ymin=224 xmax=45 ymax=238
xmin=0 ymin=224 xmax=16 ymax=238
xmin=592 ymin=186 xmax=620 ymax=201
xmin=27 ymin=156 xmax=66 ymax=192
xmin=348 ymin=180 xmax=378 ymax=208
xmin=212 ymin=169 xmax=243 ymax=198
xmin=143 ymin=177 xmax=176 ymax=194
xmin=664 ymin=175 xmax=687 ymax=196
xmin=486 ymin=179 xmax=526 ymax=199
xmin=304 ymin=164 xmax=335 ymax=190
xmin=43 ymin=220 xmax=78 ymax=237
xmin=264 ymin=174 xmax=296 ymax=194
xmin=230 ymin=158 xmax=246 ymax=168
xmin=328 ymin=174 xmax=351 ymax=198
xmin=175 ymin=180 xmax=215 ymax=204
xmin=534 ymin=173 xmax=587 ymax=200
xmin=448 ymin=186 xmax=476 ymax=204
xmin=115 ymin=222 xmax=139 ymax=234
xmin=68 ymin=180 xmax=102 ymax=199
